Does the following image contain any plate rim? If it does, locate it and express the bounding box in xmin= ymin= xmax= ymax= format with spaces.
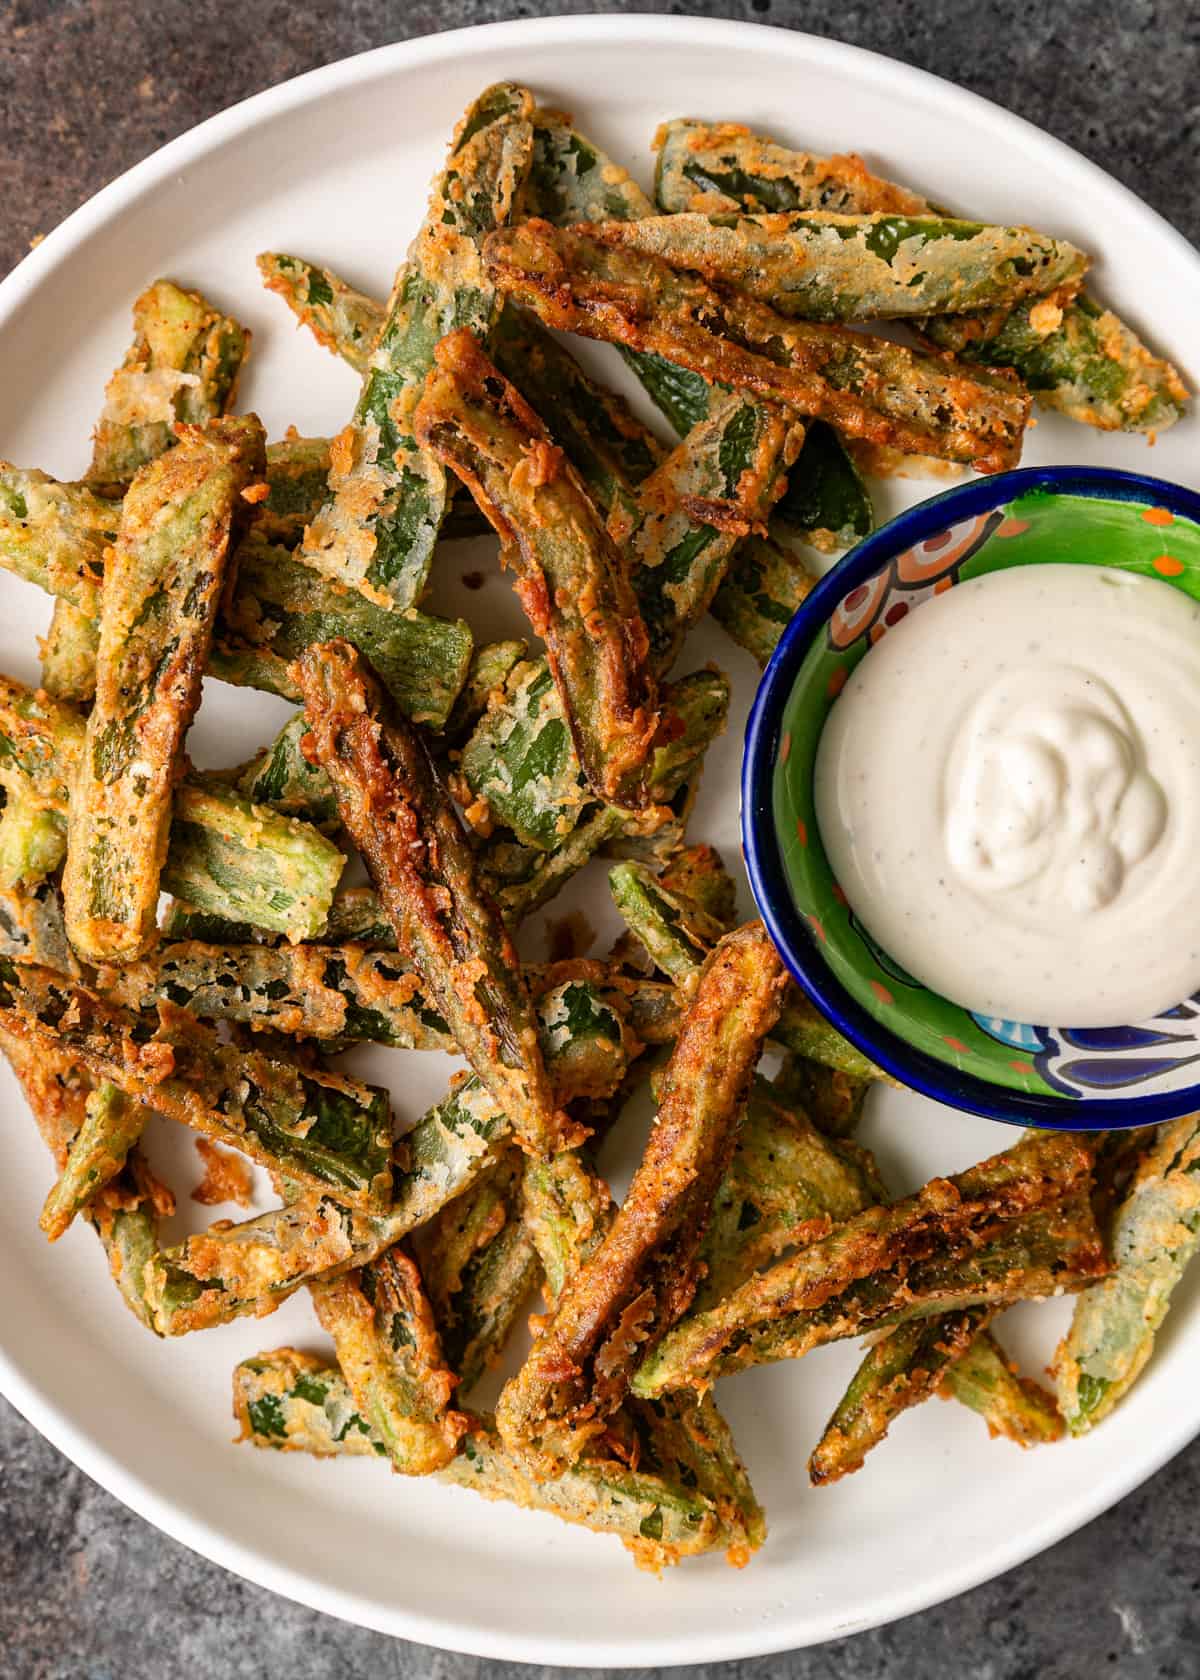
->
xmin=1 ymin=12 xmax=1197 ymax=1663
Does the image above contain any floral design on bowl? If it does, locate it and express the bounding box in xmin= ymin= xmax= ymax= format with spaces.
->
xmin=744 ymin=466 xmax=1200 ymax=1128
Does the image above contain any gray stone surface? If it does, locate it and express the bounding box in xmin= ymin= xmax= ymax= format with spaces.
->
xmin=1 ymin=1 xmax=1198 ymax=1675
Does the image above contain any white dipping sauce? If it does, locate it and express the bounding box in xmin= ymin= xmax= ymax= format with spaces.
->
xmin=814 ymin=563 xmax=1200 ymax=1026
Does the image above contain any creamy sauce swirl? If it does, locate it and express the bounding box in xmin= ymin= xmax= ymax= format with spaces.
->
xmin=814 ymin=564 xmax=1200 ymax=1026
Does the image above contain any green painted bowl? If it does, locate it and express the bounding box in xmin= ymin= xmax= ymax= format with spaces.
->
xmin=744 ymin=466 xmax=1200 ymax=1128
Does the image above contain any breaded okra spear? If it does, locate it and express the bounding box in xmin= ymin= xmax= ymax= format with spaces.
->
xmin=480 ymin=667 xmax=730 ymax=924
xmin=1054 ymin=1112 xmax=1200 ymax=1433
xmin=452 ymin=385 xmax=791 ymax=843
xmin=296 ymin=83 xmax=534 ymax=611
xmin=63 ymin=416 xmax=267 ymax=963
xmin=654 ymin=117 xmax=1188 ymax=433
xmin=484 ymin=221 xmax=1031 ymax=473
xmin=309 ymin=1245 xmax=468 ymax=1475
xmin=212 ymin=533 xmax=473 ymax=725
xmin=942 ymin=1331 xmax=1064 ymax=1447
xmin=587 ymin=212 xmax=1088 ymax=324
xmin=39 ymin=602 xmax=99 ymax=704
xmin=412 ymin=1150 xmax=541 ymax=1391
xmin=39 ymin=1082 xmax=145 ymax=1243
xmin=521 ymin=109 xmax=874 ymax=551
xmin=414 ymin=329 xmax=660 ymax=809
xmin=234 ymin=1350 xmax=733 ymax=1570
xmin=497 ymin=923 xmax=785 ymax=1474
xmin=87 ymin=279 xmax=250 ymax=494
xmin=1 ymin=1023 xmax=172 ymax=1331
xmin=807 ymin=1307 xmax=996 ymax=1485
xmin=633 ymin=1134 xmax=1108 ymax=1396
xmin=0 ymin=958 xmax=393 ymax=1208
xmin=295 ymin=637 xmax=564 ymax=1156
xmin=45 ymin=280 xmax=255 ymax=705
xmin=257 ymin=255 xmax=382 ymax=375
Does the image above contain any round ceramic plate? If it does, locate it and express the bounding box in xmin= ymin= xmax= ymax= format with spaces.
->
xmin=1 ymin=16 xmax=1197 ymax=1665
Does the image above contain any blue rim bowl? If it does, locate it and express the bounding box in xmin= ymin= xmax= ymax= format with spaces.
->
xmin=743 ymin=464 xmax=1200 ymax=1131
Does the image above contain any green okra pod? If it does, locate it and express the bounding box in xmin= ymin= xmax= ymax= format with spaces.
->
xmin=491 ymin=304 xmax=663 ymax=520
xmin=521 ymin=110 xmax=656 ymax=224
xmin=98 ymin=938 xmax=632 ymax=1093
xmin=918 ymin=295 xmax=1191 ymax=433
xmin=1 ymin=1024 xmax=170 ymax=1331
xmin=484 ymin=220 xmax=1031 ymax=474
xmin=653 ymin=119 xmax=933 ymax=219
xmin=295 ymin=84 xmax=534 ymax=611
xmin=634 ymin=1134 xmax=1107 ymax=1396
xmin=617 ymin=389 xmax=804 ymax=674
xmin=86 ymin=279 xmax=250 ymax=494
xmin=0 ymin=881 xmax=78 ymax=973
xmin=512 ymin=940 xmax=765 ymax=1559
xmin=0 ymin=957 xmax=393 ymax=1208
xmin=160 ymin=780 xmax=345 ymax=942
xmin=659 ymin=843 xmax=738 ymax=929
xmin=233 ymin=1351 xmax=730 ymax=1568
xmin=212 ymin=534 xmax=474 ymax=726
xmin=257 ymin=255 xmax=382 ymax=375
xmin=296 ymin=637 xmax=563 ymax=1155
xmin=710 ymin=532 xmax=815 ymax=667
xmin=412 ymin=1150 xmax=541 ymax=1391
xmin=415 ymin=329 xmax=660 ymax=810
xmin=459 ymin=659 xmax=594 ymax=851
xmin=694 ymin=1074 xmax=880 ymax=1310
xmin=54 ymin=279 xmax=253 ymax=705
xmin=594 ymin=211 xmax=1087 ymax=323
xmin=808 ymin=1307 xmax=994 ymax=1485
xmin=447 ymin=1217 xmax=541 ymax=1392
xmin=309 ymin=1245 xmax=468 ymax=1475
xmin=497 ymin=923 xmax=785 ymax=1474
xmin=942 ymin=1330 xmax=1064 ymax=1447
xmin=63 ymin=416 xmax=268 ymax=963
xmin=98 ymin=937 xmax=452 ymax=1048
xmin=39 ymin=1082 xmax=145 ymax=1243
xmin=0 ymin=793 xmax=66 ymax=890
xmin=39 ymin=600 xmax=100 ymax=702
xmin=1054 ymin=1112 xmax=1200 ymax=1433
xmin=455 ymin=381 xmax=777 ymax=846
xmin=653 ymin=117 xmax=1187 ymax=434
xmin=480 ymin=667 xmax=730 ymax=923
xmin=608 ymin=859 xmax=728 ymax=984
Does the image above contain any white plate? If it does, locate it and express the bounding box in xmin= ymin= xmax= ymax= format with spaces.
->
xmin=1 ymin=15 xmax=1198 ymax=1666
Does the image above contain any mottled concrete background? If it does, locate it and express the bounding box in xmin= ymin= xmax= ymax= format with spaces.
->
xmin=2 ymin=2 xmax=1199 ymax=1676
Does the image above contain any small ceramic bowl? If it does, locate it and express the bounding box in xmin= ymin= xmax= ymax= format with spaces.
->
xmin=744 ymin=465 xmax=1200 ymax=1129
